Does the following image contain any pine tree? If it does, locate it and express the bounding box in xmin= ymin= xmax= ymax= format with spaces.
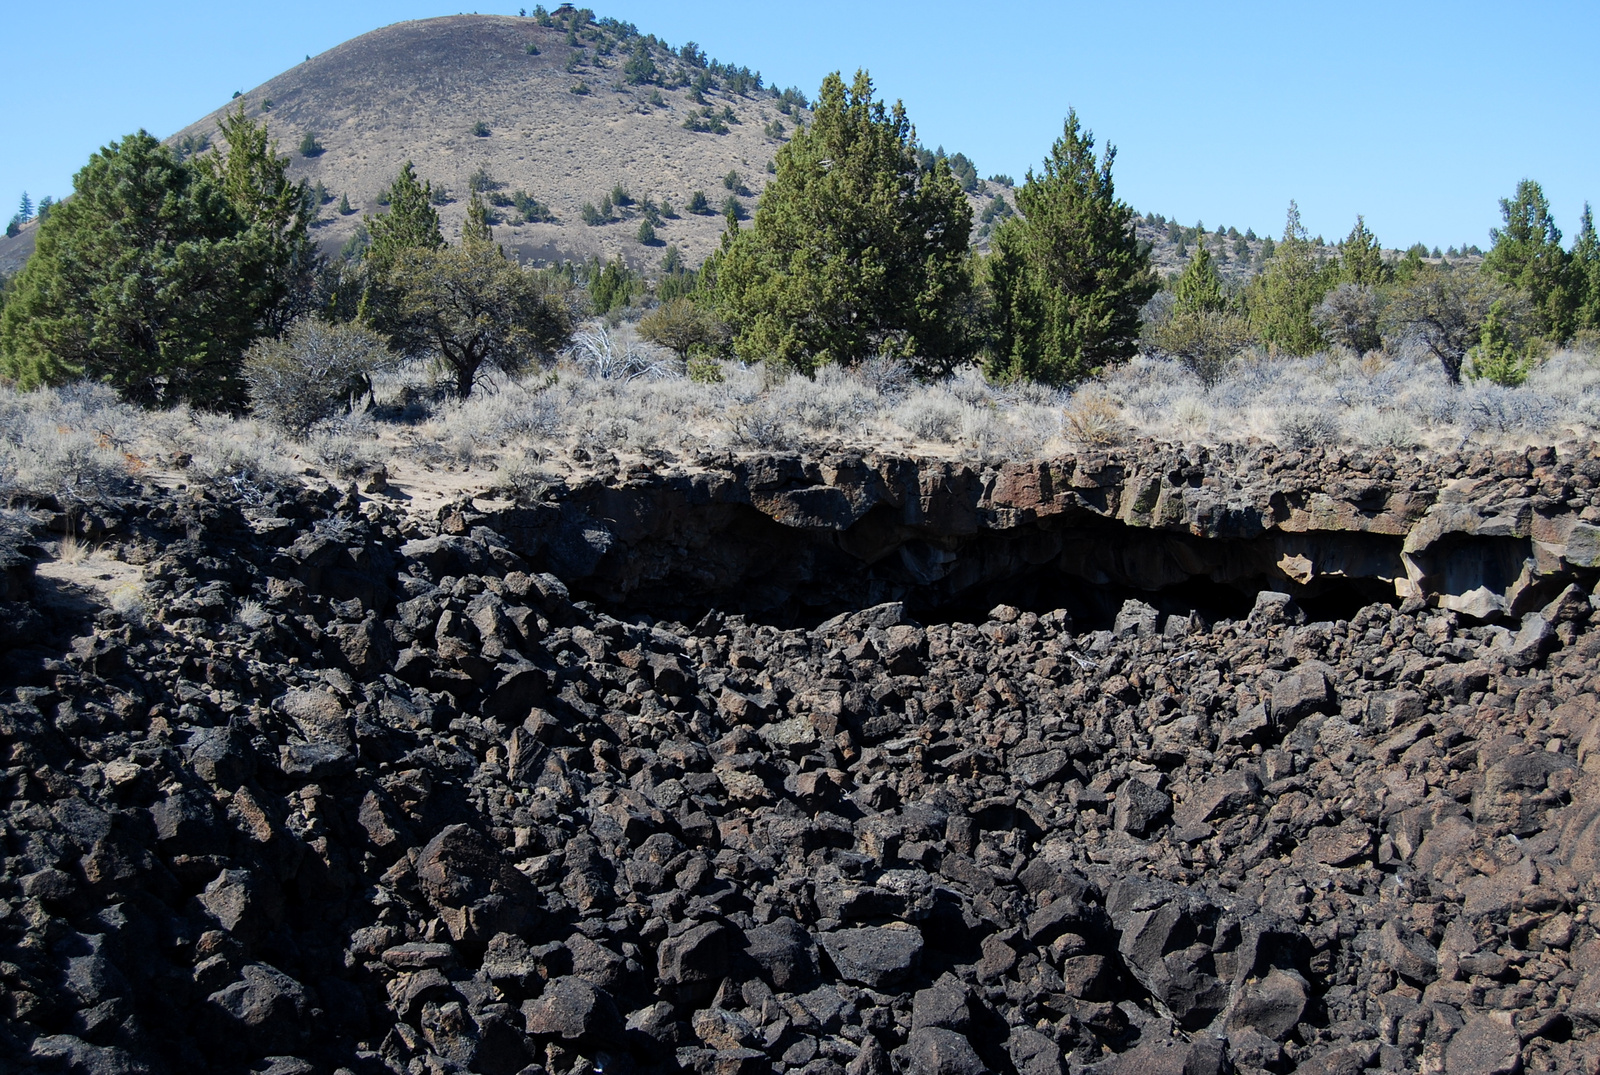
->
xmin=1484 ymin=179 xmax=1575 ymax=340
xmin=0 ymin=131 xmax=271 ymax=405
xmin=1467 ymin=299 xmax=1530 ymax=386
xmin=1172 ymin=240 xmax=1224 ymax=314
xmin=366 ymin=162 xmax=444 ymax=274
xmin=338 ymin=192 xmax=353 ymax=216
xmin=710 ymin=70 xmax=975 ymax=376
xmin=194 ymin=106 xmax=317 ymax=330
xmin=1338 ymin=215 xmax=1390 ymax=287
xmin=17 ymin=192 xmax=31 ymax=221
xmin=984 ymin=109 xmax=1156 ymax=385
xmin=1244 ymin=201 xmax=1335 ymax=355
xmin=463 ymin=189 xmax=494 ymax=245
xmin=1573 ymin=203 xmax=1600 ymax=335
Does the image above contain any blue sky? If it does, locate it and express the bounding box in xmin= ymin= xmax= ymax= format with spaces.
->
xmin=5 ymin=1 xmax=1597 ymax=251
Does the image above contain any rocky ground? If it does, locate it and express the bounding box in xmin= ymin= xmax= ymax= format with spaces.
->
xmin=3 ymin=445 xmax=1600 ymax=1075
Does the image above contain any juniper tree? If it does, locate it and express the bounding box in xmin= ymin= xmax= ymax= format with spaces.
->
xmin=1338 ymin=215 xmax=1390 ymax=287
xmin=365 ymin=162 xmax=444 ymax=275
xmin=463 ymin=189 xmax=494 ymax=245
xmin=1244 ymin=201 xmax=1335 ymax=355
xmin=1172 ymin=240 xmax=1224 ymax=314
xmin=195 ymin=106 xmax=318 ymax=330
xmin=1150 ymin=235 xmax=1249 ymax=384
xmin=1484 ymin=179 xmax=1574 ymax=340
xmin=709 ymin=70 xmax=974 ymax=376
xmin=1573 ymin=204 xmax=1600 ymax=335
xmin=984 ymin=109 xmax=1156 ymax=384
xmin=1383 ymin=264 xmax=1522 ymax=383
xmin=381 ymin=242 xmax=573 ymax=397
xmin=0 ymin=131 xmax=271 ymax=405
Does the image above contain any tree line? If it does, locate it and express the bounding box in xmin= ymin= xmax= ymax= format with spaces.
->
xmin=639 ymin=69 xmax=1600 ymax=392
xmin=2 ymin=70 xmax=1597 ymax=429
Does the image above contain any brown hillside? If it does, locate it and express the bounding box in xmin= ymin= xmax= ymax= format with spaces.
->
xmin=169 ymin=13 xmax=804 ymax=271
xmin=0 ymin=12 xmax=1016 ymax=276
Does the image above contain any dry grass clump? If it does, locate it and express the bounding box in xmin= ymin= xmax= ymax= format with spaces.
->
xmin=1097 ymin=340 xmax=1600 ymax=451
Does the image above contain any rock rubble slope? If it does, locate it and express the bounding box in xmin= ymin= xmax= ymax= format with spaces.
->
xmin=2 ymin=446 xmax=1600 ymax=1075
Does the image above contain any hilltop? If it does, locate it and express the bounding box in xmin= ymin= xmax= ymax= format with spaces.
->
xmin=170 ymin=12 xmax=801 ymax=270
xmin=0 ymin=11 xmax=1019 ymax=277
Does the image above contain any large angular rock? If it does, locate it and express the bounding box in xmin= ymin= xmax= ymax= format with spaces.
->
xmin=1176 ymin=769 xmax=1262 ymax=827
xmin=521 ymin=975 xmax=623 ymax=1044
xmin=207 ymin=964 xmax=310 ymax=1055
xmin=1108 ymin=882 xmax=1229 ymax=1030
xmin=1114 ymin=777 xmax=1172 ymax=836
xmin=1226 ymin=967 xmax=1308 ymax=1041
xmin=415 ymin=823 xmax=537 ymax=941
xmin=742 ymin=917 xmax=818 ymax=992
xmin=906 ymin=1027 xmax=986 ymax=1075
xmin=819 ymin=924 xmax=924 ymax=989
xmin=658 ymin=921 xmax=733 ymax=1001
xmin=1271 ymin=666 xmax=1333 ymax=725
xmin=1444 ymin=1014 xmax=1521 ymax=1075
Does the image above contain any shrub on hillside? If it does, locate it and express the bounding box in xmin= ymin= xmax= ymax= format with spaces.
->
xmin=243 ymin=318 xmax=391 ymax=437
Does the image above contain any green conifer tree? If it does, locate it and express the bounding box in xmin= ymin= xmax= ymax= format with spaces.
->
xmin=1338 ymin=215 xmax=1390 ymax=287
xmin=365 ymin=162 xmax=444 ymax=275
xmin=195 ymin=106 xmax=317 ymax=331
xmin=1484 ymin=179 xmax=1575 ymax=340
xmin=1244 ymin=201 xmax=1335 ymax=355
xmin=984 ymin=109 xmax=1156 ymax=384
xmin=1572 ymin=203 xmax=1600 ymax=335
xmin=1468 ymin=299 xmax=1531 ymax=385
xmin=464 ymin=189 xmax=494 ymax=245
xmin=710 ymin=70 xmax=974 ymax=376
xmin=0 ymin=132 xmax=270 ymax=405
xmin=1172 ymin=240 xmax=1224 ymax=314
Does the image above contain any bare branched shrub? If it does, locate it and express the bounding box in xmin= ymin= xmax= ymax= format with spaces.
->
xmin=857 ymin=356 xmax=915 ymax=401
xmin=770 ymin=367 xmax=881 ymax=432
xmin=570 ymin=324 xmax=680 ymax=382
xmin=307 ymin=431 xmax=381 ymax=479
xmin=492 ymin=456 xmax=560 ymax=501
xmin=185 ymin=418 xmax=296 ymax=494
xmin=21 ymin=429 xmax=137 ymax=507
xmin=726 ymin=403 xmax=796 ymax=449
xmin=244 ymin=318 xmax=392 ymax=437
xmin=1348 ymin=407 xmax=1419 ymax=450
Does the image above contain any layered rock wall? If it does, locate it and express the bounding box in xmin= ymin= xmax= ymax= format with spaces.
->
xmin=483 ymin=443 xmax=1600 ymax=623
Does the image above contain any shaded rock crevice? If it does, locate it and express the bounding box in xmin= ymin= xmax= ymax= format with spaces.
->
xmin=485 ymin=444 xmax=1600 ymax=626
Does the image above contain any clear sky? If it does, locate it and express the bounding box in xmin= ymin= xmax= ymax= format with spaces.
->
xmin=5 ymin=1 xmax=1597 ymax=251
